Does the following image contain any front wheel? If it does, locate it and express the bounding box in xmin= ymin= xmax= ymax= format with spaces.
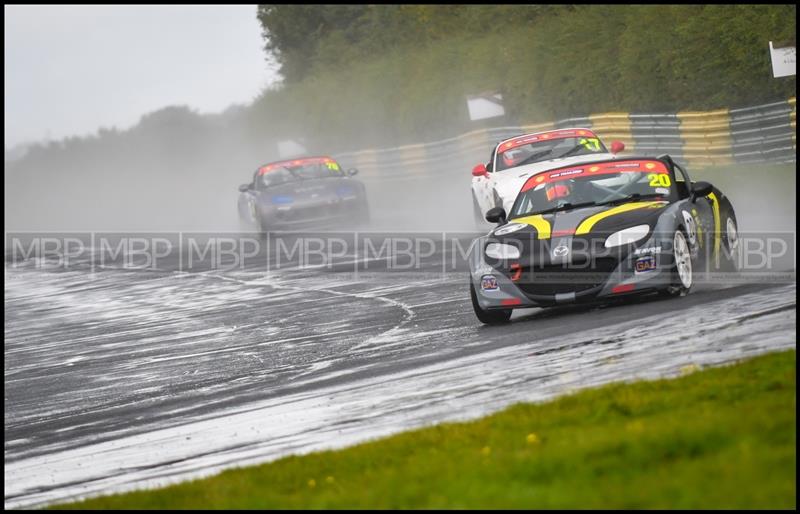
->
xmin=470 ymin=279 xmax=512 ymax=325
xmin=662 ymin=229 xmax=693 ymax=297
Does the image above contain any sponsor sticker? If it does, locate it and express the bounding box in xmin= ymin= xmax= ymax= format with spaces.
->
xmin=634 ymin=246 xmax=661 ymax=255
xmin=481 ymin=275 xmax=499 ymax=291
xmin=500 ymin=130 xmax=596 ymax=152
xmin=634 ymin=255 xmax=657 ymax=273
xmin=549 ymin=169 xmax=584 ymax=179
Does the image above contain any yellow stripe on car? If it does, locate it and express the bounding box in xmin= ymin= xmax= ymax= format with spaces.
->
xmin=707 ymin=192 xmax=720 ymax=259
xmin=514 ymin=214 xmax=552 ymax=239
xmin=575 ymin=201 xmax=665 ymax=235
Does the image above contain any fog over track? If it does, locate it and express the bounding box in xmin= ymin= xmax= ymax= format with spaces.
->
xmin=4 ymin=232 xmax=796 ymax=508
xmin=4 ymin=143 xmax=797 ymax=508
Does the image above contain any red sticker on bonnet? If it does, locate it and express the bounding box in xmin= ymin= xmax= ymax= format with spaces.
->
xmin=258 ymin=156 xmax=334 ymax=175
xmin=520 ymin=159 xmax=668 ymax=192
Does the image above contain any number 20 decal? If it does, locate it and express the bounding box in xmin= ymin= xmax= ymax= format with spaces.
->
xmin=648 ymin=173 xmax=671 ymax=187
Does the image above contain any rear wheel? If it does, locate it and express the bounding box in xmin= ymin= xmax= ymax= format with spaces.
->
xmin=662 ymin=229 xmax=693 ymax=297
xmin=470 ymin=279 xmax=512 ymax=325
xmin=719 ymin=215 xmax=740 ymax=272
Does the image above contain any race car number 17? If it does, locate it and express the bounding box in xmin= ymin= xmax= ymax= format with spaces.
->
xmin=579 ymin=137 xmax=601 ymax=151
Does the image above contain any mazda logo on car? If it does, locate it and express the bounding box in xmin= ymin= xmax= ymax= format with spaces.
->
xmin=553 ymin=245 xmax=569 ymax=257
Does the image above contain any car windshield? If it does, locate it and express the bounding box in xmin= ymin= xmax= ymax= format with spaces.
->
xmin=496 ymin=135 xmax=607 ymax=172
xmin=256 ymin=159 xmax=343 ymax=188
xmin=509 ymin=160 xmax=675 ymax=219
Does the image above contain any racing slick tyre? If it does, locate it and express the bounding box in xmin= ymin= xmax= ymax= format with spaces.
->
xmin=719 ymin=215 xmax=740 ymax=273
xmin=470 ymin=279 xmax=512 ymax=325
xmin=662 ymin=228 xmax=693 ymax=297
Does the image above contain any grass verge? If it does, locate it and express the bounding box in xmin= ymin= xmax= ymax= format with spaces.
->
xmin=53 ymin=350 xmax=796 ymax=509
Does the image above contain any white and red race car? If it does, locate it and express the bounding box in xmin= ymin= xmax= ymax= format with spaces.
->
xmin=471 ymin=128 xmax=626 ymax=222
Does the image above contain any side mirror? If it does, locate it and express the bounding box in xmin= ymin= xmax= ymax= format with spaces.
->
xmin=485 ymin=206 xmax=507 ymax=225
xmin=691 ymin=181 xmax=713 ymax=202
xmin=238 ymin=183 xmax=251 ymax=193
xmin=472 ymin=164 xmax=488 ymax=177
xmin=347 ymin=168 xmax=359 ymax=176
xmin=610 ymin=141 xmax=625 ymax=155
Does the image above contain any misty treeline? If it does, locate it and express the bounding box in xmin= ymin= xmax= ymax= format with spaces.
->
xmin=252 ymin=4 xmax=795 ymax=149
xmin=5 ymin=4 xmax=795 ymax=230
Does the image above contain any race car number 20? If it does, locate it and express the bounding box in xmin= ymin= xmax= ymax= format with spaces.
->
xmin=648 ymin=173 xmax=671 ymax=187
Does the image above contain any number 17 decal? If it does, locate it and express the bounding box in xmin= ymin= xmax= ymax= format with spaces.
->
xmin=579 ymin=137 xmax=600 ymax=151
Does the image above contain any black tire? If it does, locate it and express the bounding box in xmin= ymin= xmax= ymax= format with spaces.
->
xmin=470 ymin=279 xmax=512 ymax=325
xmin=718 ymin=213 xmax=739 ymax=273
xmin=661 ymin=228 xmax=693 ymax=297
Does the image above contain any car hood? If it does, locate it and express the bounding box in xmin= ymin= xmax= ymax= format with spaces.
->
xmin=491 ymin=200 xmax=669 ymax=264
xmin=256 ymin=180 xmax=361 ymax=203
xmin=493 ymin=153 xmax=617 ymax=211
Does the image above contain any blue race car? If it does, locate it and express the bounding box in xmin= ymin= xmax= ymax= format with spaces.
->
xmin=238 ymin=156 xmax=369 ymax=232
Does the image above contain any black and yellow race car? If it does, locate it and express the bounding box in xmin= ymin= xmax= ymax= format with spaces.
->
xmin=468 ymin=155 xmax=739 ymax=324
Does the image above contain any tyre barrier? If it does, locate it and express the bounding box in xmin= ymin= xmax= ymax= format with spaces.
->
xmin=335 ymin=98 xmax=796 ymax=179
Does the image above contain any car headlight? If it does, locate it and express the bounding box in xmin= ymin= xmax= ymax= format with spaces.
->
xmin=604 ymin=224 xmax=651 ymax=248
xmin=493 ymin=223 xmax=526 ymax=236
xmin=485 ymin=242 xmax=521 ymax=259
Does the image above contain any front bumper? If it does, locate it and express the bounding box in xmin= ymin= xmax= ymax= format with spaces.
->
xmin=259 ymin=198 xmax=363 ymax=230
xmin=470 ymin=239 xmax=674 ymax=310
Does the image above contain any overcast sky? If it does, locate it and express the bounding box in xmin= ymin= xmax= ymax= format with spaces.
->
xmin=4 ymin=5 xmax=280 ymax=148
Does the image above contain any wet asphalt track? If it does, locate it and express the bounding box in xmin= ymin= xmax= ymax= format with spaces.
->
xmin=4 ymin=231 xmax=797 ymax=508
